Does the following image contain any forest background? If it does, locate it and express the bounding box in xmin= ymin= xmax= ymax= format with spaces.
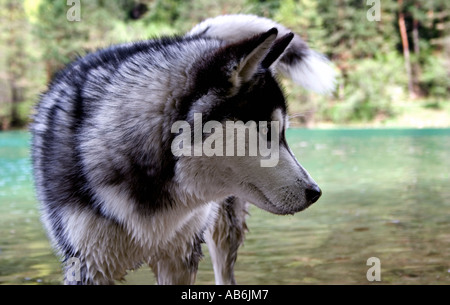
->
xmin=1 ymin=0 xmax=449 ymax=129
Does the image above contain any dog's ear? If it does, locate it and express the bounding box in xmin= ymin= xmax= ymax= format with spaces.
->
xmin=261 ymin=32 xmax=294 ymax=69
xmin=234 ymin=27 xmax=278 ymax=82
xmin=223 ymin=28 xmax=278 ymax=87
xmin=194 ymin=28 xmax=279 ymax=96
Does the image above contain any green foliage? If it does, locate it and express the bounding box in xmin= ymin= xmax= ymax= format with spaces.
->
xmin=246 ymin=0 xmax=280 ymax=18
xmin=275 ymin=0 xmax=326 ymax=50
xmin=316 ymin=0 xmax=399 ymax=59
xmin=0 ymin=0 xmax=449 ymax=129
xmin=323 ymin=53 xmax=407 ymax=123
xmin=33 ymin=0 xmax=145 ymax=73
xmin=420 ymin=55 xmax=450 ymax=98
xmin=0 ymin=0 xmax=45 ymax=128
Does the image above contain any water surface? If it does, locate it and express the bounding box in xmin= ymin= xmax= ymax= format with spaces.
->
xmin=0 ymin=129 xmax=449 ymax=284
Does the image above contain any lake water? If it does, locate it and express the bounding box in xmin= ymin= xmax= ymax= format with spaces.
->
xmin=0 ymin=129 xmax=449 ymax=285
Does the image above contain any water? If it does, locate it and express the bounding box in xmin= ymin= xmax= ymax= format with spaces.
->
xmin=0 ymin=129 xmax=449 ymax=285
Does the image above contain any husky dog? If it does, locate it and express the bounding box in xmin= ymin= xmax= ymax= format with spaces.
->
xmin=31 ymin=14 xmax=334 ymax=285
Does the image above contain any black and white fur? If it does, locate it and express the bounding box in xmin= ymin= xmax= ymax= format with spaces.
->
xmin=31 ymin=15 xmax=333 ymax=285
xmin=188 ymin=14 xmax=336 ymax=94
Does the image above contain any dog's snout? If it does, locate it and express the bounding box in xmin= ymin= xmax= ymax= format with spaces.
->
xmin=305 ymin=185 xmax=322 ymax=204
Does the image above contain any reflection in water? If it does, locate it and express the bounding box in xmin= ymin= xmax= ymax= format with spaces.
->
xmin=0 ymin=129 xmax=449 ymax=284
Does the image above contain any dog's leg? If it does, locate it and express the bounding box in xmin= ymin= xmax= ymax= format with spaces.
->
xmin=63 ymin=255 xmax=116 ymax=285
xmin=205 ymin=196 xmax=249 ymax=285
xmin=150 ymin=235 xmax=203 ymax=285
xmin=151 ymin=259 xmax=196 ymax=285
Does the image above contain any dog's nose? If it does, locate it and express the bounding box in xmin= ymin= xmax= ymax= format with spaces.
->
xmin=305 ymin=185 xmax=322 ymax=204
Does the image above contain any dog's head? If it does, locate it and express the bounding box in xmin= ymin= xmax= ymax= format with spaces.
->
xmin=172 ymin=28 xmax=321 ymax=215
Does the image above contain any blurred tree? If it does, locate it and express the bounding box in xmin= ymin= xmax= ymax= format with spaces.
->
xmin=32 ymin=0 xmax=176 ymax=81
xmin=399 ymin=0 xmax=450 ymax=97
xmin=398 ymin=0 xmax=415 ymax=98
xmin=0 ymin=0 xmax=38 ymax=129
xmin=246 ymin=0 xmax=280 ymax=18
xmin=0 ymin=0 xmax=448 ymax=129
xmin=171 ymin=0 xmax=253 ymax=30
xmin=316 ymin=0 xmax=398 ymax=67
xmin=275 ymin=0 xmax=326 ymax=50
xmin=33 ymin=0 xmax=131 ymax=81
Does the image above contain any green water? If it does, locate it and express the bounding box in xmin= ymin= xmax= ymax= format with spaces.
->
xmin=0 ymin=129 xmax=449 ymax=285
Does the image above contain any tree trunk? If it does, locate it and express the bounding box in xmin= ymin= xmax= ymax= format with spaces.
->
xmin=9 ymin=78 xmax=22 ymax=127
xmin=5 ymin=0 xmax=25 ymax=128
xmin=411 ymin=13 xmax=422 ymax=96
xmin=398 ymin=0 xmax=415 ymax=99
xmin=412 ymin=18 xmax=420 ymax=56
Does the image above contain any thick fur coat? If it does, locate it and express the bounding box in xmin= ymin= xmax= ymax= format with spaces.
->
xmin=31 ymin=14 xmax=333 ymax=285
